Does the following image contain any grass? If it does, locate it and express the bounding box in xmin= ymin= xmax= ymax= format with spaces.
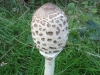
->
xmin=0 ymin=1 xmax=100 ymax=75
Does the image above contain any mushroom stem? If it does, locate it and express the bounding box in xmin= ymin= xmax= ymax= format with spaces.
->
xmin=44 ymin=57 xmax=55 ymax=75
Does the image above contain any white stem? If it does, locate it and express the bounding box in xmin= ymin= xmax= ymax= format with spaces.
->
xmin=44 ymin=58 xmax=55 ymax=75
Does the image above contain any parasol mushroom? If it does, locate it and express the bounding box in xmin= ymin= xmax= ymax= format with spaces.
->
xmin=31 ymin=3 xmax=69 ymax=75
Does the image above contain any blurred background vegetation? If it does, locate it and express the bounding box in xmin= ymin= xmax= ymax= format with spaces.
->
xmin=0 ymin=0 xmax=100 ymax=75
xmin=0 ymin=0 xmax=100 ymax=14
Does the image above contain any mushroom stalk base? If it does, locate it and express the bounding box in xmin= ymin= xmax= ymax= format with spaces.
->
xmin=44 ymin=58 xmax=55 ymax=75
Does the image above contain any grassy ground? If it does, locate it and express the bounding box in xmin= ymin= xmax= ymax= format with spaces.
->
xmin=0 ymin=1 xmax=100 ymax=75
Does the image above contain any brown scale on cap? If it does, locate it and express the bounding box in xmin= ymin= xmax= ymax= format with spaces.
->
xmin=31 ymin=3 xmax=69 ymax=54
xmin=33 ymin=3 xmax=62 ymax=19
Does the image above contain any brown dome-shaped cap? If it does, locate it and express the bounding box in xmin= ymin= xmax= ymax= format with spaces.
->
xmin=31 ymin=3 xmax=68 ymax=58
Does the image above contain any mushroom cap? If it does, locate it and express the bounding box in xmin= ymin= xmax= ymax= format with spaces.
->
xmin=31 ymin=3 xmax=68 ymax=57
